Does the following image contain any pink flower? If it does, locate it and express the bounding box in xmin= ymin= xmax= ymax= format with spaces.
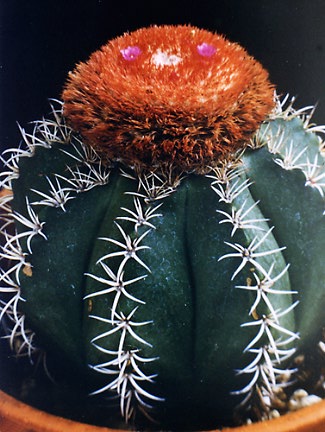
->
xmin=197 ymin=43 xmax=216 ymax=57
xmin=120 ymin=46 xmax=142 ymax=61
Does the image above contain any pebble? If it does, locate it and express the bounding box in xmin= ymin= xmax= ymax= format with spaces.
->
xmin=288 ymin=389 xmax=322 ymax=411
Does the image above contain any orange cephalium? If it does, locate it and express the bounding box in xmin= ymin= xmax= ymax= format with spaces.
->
xmin=62 ymin=25 xmax=275 ymax=172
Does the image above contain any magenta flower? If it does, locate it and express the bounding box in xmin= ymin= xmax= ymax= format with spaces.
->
xmin=120 ymin=46 xmax=142 ymax=61
xmin=197 ymin=43 xmax=217 ymax=57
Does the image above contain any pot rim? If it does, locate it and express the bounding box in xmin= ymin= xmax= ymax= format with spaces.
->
xmin=0 ymin=389 xmax=324 ymax=432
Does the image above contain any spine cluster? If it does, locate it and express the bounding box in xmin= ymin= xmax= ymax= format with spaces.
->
xmin=0 ymin=101 xmax=111 ymax=359
xmin=265 ymin=94 xmax=325 ymax=205
xmin=208 ymin=160 xmax=299 ymax=419
xmin=85 ymin=169 xmax=180 ymax=422
xmin=206 ymin=94 xmax=325 ymax=420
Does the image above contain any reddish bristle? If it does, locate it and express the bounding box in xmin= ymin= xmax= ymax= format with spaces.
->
xmin=62 ymin=25 xmax=275 ymax=171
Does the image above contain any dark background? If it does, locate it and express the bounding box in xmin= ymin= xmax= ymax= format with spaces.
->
xmin=1 ymin=0 xmax=325 ymax=154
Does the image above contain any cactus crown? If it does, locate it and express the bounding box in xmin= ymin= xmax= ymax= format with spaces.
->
xmin=62 ymin=25 xmax=274 ymax=172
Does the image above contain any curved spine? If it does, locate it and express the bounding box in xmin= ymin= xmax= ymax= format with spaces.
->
xmin=85 ymin=170 xmax=174 ymax=422
xmin=208 ymin=160 xmax=299 ymax=418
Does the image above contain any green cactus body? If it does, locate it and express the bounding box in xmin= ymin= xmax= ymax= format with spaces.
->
xmin=1 ymin=96 xmax=324 ymax=430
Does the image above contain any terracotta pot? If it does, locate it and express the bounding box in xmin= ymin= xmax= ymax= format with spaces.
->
xmin=0 ymin=390 xmax=324 ymax=432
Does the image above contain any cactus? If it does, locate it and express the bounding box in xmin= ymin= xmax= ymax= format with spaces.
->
xmin=0 ymin=25 xmax=324 ymax=431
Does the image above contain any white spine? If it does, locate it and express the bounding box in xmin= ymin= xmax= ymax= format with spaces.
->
xmin=209 ymin=160 xmax=299 ymax=418
xmin=85 ymin=169 xmax=179 ymax=422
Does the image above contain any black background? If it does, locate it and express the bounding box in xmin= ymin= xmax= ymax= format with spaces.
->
xmin=1 ymin=0 xmax=325 ymax=154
